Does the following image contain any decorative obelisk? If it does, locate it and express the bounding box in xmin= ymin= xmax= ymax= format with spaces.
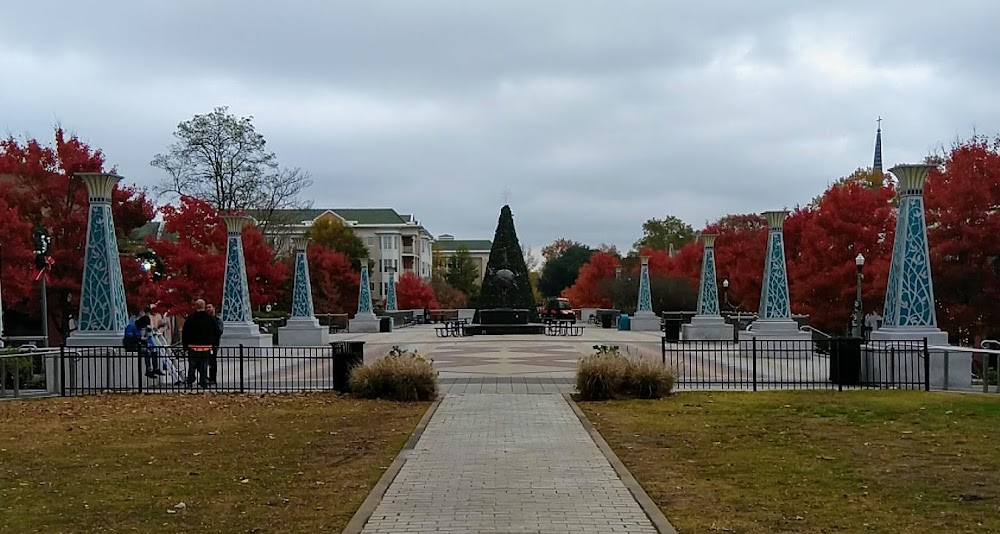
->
xmin=219 ymin=215 xmax=271 ymax=347
xmin=278 ymin=237 xmax=330 ymax=345
xmin=630 ymin=255 xmax=660 ymax=331
xmin=682 ymin=234 xmax=734 ymax=340
xmin=68 ymin=173 xmax=129 ymax=346
xmin=62 ymin=174 xmax=133 ymax=391
xmin=386 ymin=269 xmax=398 ymax=312
xmin=349 ymin=265 xmax=381 ymax=333
xmin=868 ymin=163 xmax=969 ymax=388
xmin=741 ymin=210 xmax=809 ymax=342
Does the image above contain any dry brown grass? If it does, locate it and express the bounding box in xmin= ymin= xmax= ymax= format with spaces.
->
xmin=0 ymin=393 xmax=428 ymax=533
xmin=349 ymin=354 xmax=438 ymax=401
xmin=581 ymin=390 xmax=1000 ymax=533
xmin=576 ymin=353 xmax=676 ymax=400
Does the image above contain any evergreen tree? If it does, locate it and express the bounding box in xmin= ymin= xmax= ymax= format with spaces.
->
xmin=479 ymin=205 xmax=535 ymax=310
xmin=445 ymin=245 xmax=479 ymax=295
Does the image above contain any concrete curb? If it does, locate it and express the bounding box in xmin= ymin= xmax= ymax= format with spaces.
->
xmin=341 ymin=397 xmax=442 ymax=534
xmin=563 ymin=393 xmax=679 ymax=534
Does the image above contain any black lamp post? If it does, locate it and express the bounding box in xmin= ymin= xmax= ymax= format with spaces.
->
xmin=722 ymin=278 xmax=729 ymax=311
xmin=854 ymin=253 xmax=865 ymax=338
xmin=614 ymin=265 xmax=622 ymax=310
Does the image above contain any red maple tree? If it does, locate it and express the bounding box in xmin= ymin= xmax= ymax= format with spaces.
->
xmin=146 ymin=196 xmax=286 ymax=315
xmin=925 ymin=135 xmax=1000 ymax=342
xmin=396 ymin=272 xmax=438 ymax=310
xmin=306 ymin=244 xmax=360 ymax=314
xmin=786 ymin=179 xmax=896 ymax=333
xmin=561 ymin=251 xmax=620 ymax=307
xmin=0 ymin=128 xmax=154 ymax=341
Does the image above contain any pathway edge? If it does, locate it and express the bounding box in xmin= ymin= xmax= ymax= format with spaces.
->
xmin=341 ymin=397 xmax=442 ymax=534
xmin=563 ymin=393 xmax=679 ymax=534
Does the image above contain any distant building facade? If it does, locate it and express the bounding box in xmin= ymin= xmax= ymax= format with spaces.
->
xmin=259 ymin=208 xmax=435 ymax=303
xmin=433 ymin=234 xmax=492 ymax=284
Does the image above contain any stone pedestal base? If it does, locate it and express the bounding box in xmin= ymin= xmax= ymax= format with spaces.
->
xmin=681 ymin=315 xmax=734 ymax=341
xmin=349 ymin=313 xmax=381 ymax=333
xmin=220 ymin=321 xmax=273 ymax=348
xmin=629 ymin=311 xmax=661 ymax=332
xmin=738 ymin=320 xmax=813 ymax=357
xmin=866 ymin=328 xmax=971 ymax=390
xmin=59 ymin=332 xmax=141 ymax=393
xmin=278 ymin=317 xmax=331 ymax=346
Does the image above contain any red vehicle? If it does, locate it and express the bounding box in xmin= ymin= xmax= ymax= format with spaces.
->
xmin=538 ymin=297 xmax=576 ymax=323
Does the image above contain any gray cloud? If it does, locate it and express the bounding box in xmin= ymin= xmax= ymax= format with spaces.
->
xmin=2 ymin=0 xmax=999 ymax=252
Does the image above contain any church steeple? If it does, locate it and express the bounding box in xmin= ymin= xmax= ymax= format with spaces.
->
xmin=873 ymin=116 xmax=883 ymax=172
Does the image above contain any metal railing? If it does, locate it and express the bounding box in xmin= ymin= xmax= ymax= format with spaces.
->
xmin=55 ymin=344 xmax=364 ymax=395
xmin=928 ymin=342 xmax=1000 ymax=393
xmin=662 ymin=338 xmax=930 ymax=391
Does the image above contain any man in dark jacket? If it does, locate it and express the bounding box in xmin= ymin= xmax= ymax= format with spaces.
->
xmin=182 ymin=299 xmax=221 ymax=388
xmin=205 ymin=303 xmax=224 ymax=386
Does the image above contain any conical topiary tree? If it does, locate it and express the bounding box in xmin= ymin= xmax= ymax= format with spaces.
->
xmin=479 ymin=205 xmax=536 ymax=311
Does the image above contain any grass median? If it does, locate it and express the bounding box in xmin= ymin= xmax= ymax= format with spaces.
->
xmin=580 ymin=390 xmax=1000 ymax=533
xmin=0 ymin=394 xmax=429 ymax=533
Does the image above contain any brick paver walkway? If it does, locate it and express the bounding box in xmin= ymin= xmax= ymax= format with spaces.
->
xmin=361 ymin=394 xmax=658 ymax=533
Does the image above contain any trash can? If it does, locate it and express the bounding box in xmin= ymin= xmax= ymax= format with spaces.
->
xmin=599 ymin=310 xmax=616 ymax=329
xmin=618 ymin=314 xmax=630 ymax=331
xmin=829 ymin=337 xmax=862 ymax=386
xmin=331 ymin=341 xmax=365 ymax=392
xmin=379 ymin=316 xmax=392 ymax=333
xmin=663 ymin=319 xmax=682 ymax=342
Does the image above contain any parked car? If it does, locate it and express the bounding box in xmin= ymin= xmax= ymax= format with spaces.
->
xmin=538 ymin=297 xmax=576 ymax=323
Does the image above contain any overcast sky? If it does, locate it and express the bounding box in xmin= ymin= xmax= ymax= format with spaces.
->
xmin=3 ymin=1 xmax=998 ymax=253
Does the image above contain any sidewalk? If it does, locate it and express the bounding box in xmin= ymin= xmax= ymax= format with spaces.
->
xmin=358 ymin=394 xmax=662 ymax=534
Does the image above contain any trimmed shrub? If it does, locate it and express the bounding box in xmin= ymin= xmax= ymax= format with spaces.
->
xmin=348 ymin=351 xmax=438 ymax=401
xmin=577 ymin=352 xmax=676 ymax=401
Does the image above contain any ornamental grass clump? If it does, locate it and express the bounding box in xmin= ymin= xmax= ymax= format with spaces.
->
xmin=576 ymin=345 xmax=676 ymax=400
xmin=348 ymin=348 xmax=438 ymax=401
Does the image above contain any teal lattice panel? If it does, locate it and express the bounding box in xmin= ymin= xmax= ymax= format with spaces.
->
xmin=78 ymin=203 xmax=128 ymax=331
xmin=221 ymin=234 xmax=252 ymax=322
xmin=697 ymin=247 xmax=720 ymax=315
xmin=386 ymin=272 xmax=398 ymax=311
xmin=291 ymin=249 xmax=314 ymax=317
xmin=358 ymin=266 xmax=373 ymax=314
xmin=758 ymin=230 xmax=791 ymax=319
xmin=883 ymin=195 xmax=937 ymax=327
xmin=637 ymin=263 xmax=652 ymax=312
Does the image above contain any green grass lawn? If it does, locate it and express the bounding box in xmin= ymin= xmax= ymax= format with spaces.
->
xmin=580 ymin=391 xmax=1000 ymax=533
xmin=0 ymin=394 xmax=428 ymax=533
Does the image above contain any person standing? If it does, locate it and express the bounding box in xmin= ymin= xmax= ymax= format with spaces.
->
xmin=205 ymin=303 xmax=224 ymax=386
xmin=182 ymin=299 xmax=220 ymax=388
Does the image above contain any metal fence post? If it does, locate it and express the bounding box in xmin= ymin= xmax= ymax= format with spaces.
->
xmin=661 ymin=336 xmax=666 ymax=365
xmin=239 ymin=345 xmax=245 ymax=394
xmin=942 ymin=350 xmax=949 ymax=391
xmin=59 ymin=345 xmax=66 ymax=396
xmin=752 ymin=337 xmax=758 ymax=392
xmin=923 ymin=337 xmax=930 ymax=392
xmin=137 ymin=347 xmax=143 ymax=394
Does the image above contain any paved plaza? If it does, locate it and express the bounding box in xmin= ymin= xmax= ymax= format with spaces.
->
xmin=359 ymin=395 xmax=661 ymax=534
xmin=338 ymin=325 xmax=671 ymax=533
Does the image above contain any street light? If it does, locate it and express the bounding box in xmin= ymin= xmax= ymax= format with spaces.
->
xmin=854 ymin=253 xmax=865 ymax=338
xmin=614 ymin=265 xmax=623 ymax=311
xmin=722 ymin=278 xmax=729 ymax=311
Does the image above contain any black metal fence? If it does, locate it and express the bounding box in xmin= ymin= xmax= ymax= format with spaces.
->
xmin=55 ymin=343 xmax=365 ymax=396
xmin=662 ymin=338 xmax=931 ymax=391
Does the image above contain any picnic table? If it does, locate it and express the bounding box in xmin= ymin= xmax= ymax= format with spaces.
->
xmin=544 ymin=321 xmax=583 ymax=337
xmin=435 ymin=319 xmax=469 ymax=338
